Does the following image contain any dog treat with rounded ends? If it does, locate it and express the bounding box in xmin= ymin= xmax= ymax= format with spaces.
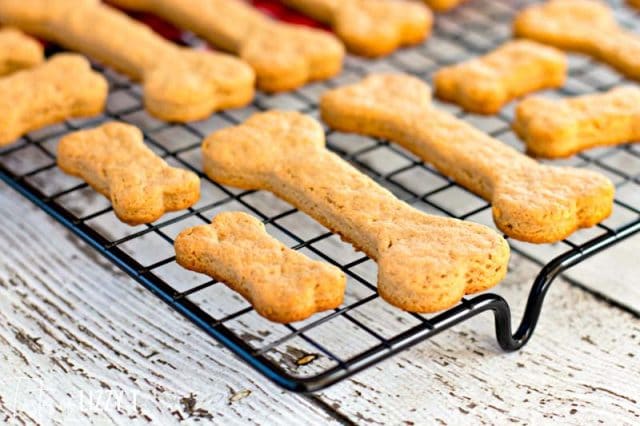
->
xmin=0 ymin=0 xmax=255 ymax=122
xmin=108 ymin=0 xmax=344 ymax=92
xmin=513 ymin=87 xmax=640 ymax=158
xmin=202 ymin=110 xmax=510 ymax=313
xmin=514 ymin=0 xmax=640 ymax=80
xmin=423 ymin=0 xmax=466 ymax=12
xmin=58 ymin=122 xmax=200 ymax=225
xmin=0 ymin=27 xmax=43 ymax=76
xmin=320 ymin=74 xmax=615 ymax=243
xmin=281 ymin=0 xmax=432 ymax=57
xmin=433 ymin=40 xmax=567 ymax=114
xmin=629 ymin=0 xmax=640 ymax=9
xmin=175 ymin=212 xmax=347 ymax=323
xmin=0 ymin=54 xmax=107 ymax=147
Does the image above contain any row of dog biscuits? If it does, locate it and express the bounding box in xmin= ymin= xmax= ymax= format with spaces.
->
xmin=514 ymin=0 xmax=640 ymax=81
xmin=320 ymin=74 xmax=615 ymax=243
xmin=201 ymin=110 xmax=511 ymax=314
xmin=108 ymin=0 xmax=344 ymax=92
xmin=0 ymin=0 xmax=255 ymax=122
xmin=281 ymin=0 xmax=433 ymax=56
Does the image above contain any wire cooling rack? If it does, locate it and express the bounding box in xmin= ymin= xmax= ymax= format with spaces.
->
xmin=2 ymin=0 xmax=640 ymax=392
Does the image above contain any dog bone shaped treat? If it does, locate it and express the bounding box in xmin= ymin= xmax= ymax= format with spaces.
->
xmin=514 ymin=0 xmax=640 ymax=80
xmin=175 ymin=212 xmax=347 ymax=323
xmin=0 ymin=27 xmax=43 ymax=76
xmin=320 ymin=74 xmax=615 ymax=243
xmin=513 ymin=86 xmax=640 ymax=158
xmin=281 ymin=0 xmax=432 ymax=57
xmin=202 ymin=110 xmax=510 ymax=313
xmin=433 ymin=40 xmax=567 ymax=114
xmin=423 ymin=0 xmax=466 ymax=12
xmin=629 ymin=0 xmax=640 ymax=9
xmin=109 ymin=0 xmax=344 ymax=92
xmin=0 ymin=54 xmax=107 ymax=146
xmin=0 ymin=0 xmax=255 ymax=122
xmin=58 ymin=122 xmax=200 ymax=225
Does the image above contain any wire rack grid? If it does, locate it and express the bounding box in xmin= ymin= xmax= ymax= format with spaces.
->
xmin=2 ymin=0 xmax=640 ymax=392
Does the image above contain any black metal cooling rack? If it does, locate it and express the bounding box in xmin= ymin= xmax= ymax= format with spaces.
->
xmin=2 ymin=0 xmax=640 ymax=392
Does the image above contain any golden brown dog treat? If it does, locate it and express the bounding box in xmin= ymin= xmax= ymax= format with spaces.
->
xmin=0 ymin=0 xmax=255 ymax=122
xmin=58 ymin=122 xmax=200 ymax=225
xmin=514 ymin=0 xmax=640 ymax=80
xmin=202 ymin=110 xmax=510 ymax=313
xmin=433 ymin=40 xmax=567 ymax=114
xmin=108 ymin=0 xmax=344 ymax=92
xmin=281 ymin=0 xmax=432 ymax=57
xmin=320 ymin=74 xmax=615 ymax=243
xmin=0 ymin=54 xmax=107 ymax=146
xmin=423 ymin=0 xmax=466 ymax=12
xmin=629 ymin=0 xmax=640 ymax=9
xmin=513 ymin=87 xmax=640 ymax=158
xmin=0 ymin=27 xmax=43 ymax=76
xmin=175 ymin=212 xmax=347 ymax=323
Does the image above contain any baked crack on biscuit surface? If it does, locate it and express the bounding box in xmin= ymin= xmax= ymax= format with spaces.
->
xmin=433 ymin=40 xmax=567 ymax=114
xmin=281 ymin=0 xmax=432 ymax=57
xmin=0 ymin=27 xmax=43 ymax=76
xmin=320 ymin=74 xmax=615 ymax=243
xmin=0 ymin=0 xmax=255 ymax=122
xmin=514 ymin=86 xmax=640 ymax=158
xmin=514 ymin=0 xmax=640 ymax=80
xmin=0 ymin=53 xmax=107 ymax=146
xmin=58 ymin=122 xmax=200 ymax=225
xmin=109 ymin=0 xmax=344 ymax=92
xmin=175 ymin=212 xmax=347 ymax=323
xmin=201 ymin=110 xmax=510 ymax=313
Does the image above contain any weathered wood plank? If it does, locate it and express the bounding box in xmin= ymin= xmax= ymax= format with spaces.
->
xmin=0 ymin=183 xmax=342 ymax=425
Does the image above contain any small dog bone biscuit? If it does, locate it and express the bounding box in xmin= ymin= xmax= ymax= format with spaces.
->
xmin=514 ymin=0 xmax=640 ymax=80
xmin=281 ymin=0 xmax=432 ymax=57
xmin=175 ymin=212 xmax=347 ymax=323
xmin=0 ymin=0 xmax=255 ymax=122
xmin=513 ymin=87 xmax=640 ymax=158
xmin=0 ymin=53 xmax=107 ymax=146
xmin=57 ymin=122 xmax=200 ymax=225
xmin=109 ymin=0 xmax=344 ymax=92
xmin=320 ymin=74 xmax=615 ymax=243
xmin=0 ymin=27 xmax=43 ymax=76
xmin=433 ymin=40 xmax=567 ymax=114
xmin=202 ymin=110 xmax=510 ymax=313
xmin=423 ymin=0 xmax=466 ymax=12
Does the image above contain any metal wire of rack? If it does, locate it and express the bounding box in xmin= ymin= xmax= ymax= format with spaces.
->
xmin=2 ymin=0 xmax=640 ymax=392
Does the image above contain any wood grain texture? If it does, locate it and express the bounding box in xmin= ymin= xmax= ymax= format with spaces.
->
xmin=0 ymin=183 xmax=340 ymax=425
xmin=1 ymin=181 xmax=639 ymax=425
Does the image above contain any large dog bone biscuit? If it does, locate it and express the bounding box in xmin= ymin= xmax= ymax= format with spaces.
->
xmin=202 ymin=110 xmax=510 ymax=313
xmin=0 ymin=53 xmax=107 ymax=146
xmin=175 ymin=212 xmax=347 ymax=323
xmin=320 ymin=74 xmax=615 ymax=243
xmin=281 ymin=0 xmax=432 ymax=57
xmin=433 ymin=40 xmax=567 ymax=114
xmin=514 ymin=0 xmax=640 ymax=80
xmin=109 ymin=0 xmax=344 ymax=92
xmin=0 ymin=27 xmax=43 ymax=76
xmin=58 ymin=122 xmax=200 ymax=225
xmin=513 ymin=87 xmax=640 ymax=158
xmin=0 ymin=0 xmax=255 ymax=122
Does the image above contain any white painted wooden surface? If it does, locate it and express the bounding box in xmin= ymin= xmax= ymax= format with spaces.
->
xmin=2 ymin=182 xmax=639 ymax=425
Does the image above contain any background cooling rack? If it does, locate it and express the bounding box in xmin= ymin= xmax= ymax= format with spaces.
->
xmin=2 ymin=0 xmax=640 ymax=392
